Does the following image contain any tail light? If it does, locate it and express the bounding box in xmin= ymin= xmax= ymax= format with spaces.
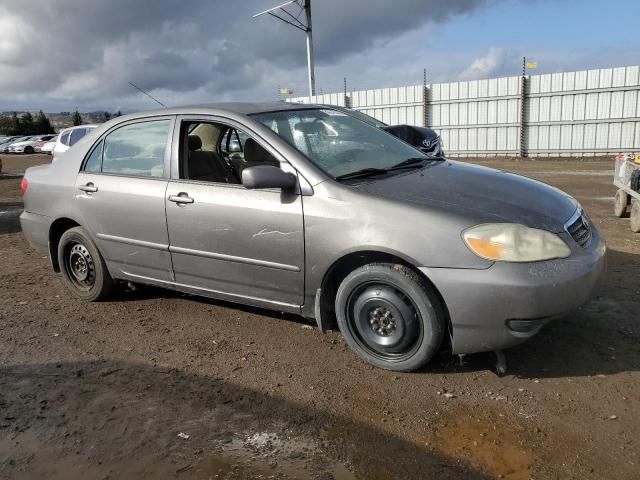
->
xmin=20 ymin=177 xmax=28 ymax=195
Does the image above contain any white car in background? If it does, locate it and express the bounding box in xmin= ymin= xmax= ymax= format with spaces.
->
xmin=8 ymin=135 xmax=56 ymax=154
xmin=52 ymin=124 xmax=98 ymax=159
xmin=40 ymin=138 xmax=57 ymax=155
xmin=1 ymin=136 xmax=31 ymax=154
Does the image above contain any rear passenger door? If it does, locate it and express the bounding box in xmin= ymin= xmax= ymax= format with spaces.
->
xmin=75 ymin=117 xmax=175 ymax=282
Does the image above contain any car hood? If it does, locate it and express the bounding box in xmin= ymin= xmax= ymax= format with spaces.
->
xmin=11 ymin=141 xmax=33 ymax=146
xmin=352 ymin=160 xmax=578 ymax=233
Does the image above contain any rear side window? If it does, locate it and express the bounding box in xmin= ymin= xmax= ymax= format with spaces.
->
xmin=69 ymin=128 xmax=86 ymax=146
xmin=101 ymin=120 xmax=170 ymax=177
xmin=84 ymin=141 xmax=103 ymax=172
xmin=60 ymin=131 xmax=71 ymax=146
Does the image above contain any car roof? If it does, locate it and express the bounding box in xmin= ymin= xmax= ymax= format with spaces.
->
xmin=116 ymin=101 xmax=323 ymax=121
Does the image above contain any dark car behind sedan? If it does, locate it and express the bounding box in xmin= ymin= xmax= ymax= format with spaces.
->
xmin=330 ymin=106 xmax=444 ymax=157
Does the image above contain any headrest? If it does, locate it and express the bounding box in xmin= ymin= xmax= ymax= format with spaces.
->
xmin=188 ymin=135 xmax=202 ymax=151
xmin=244 ymin=137 xmax=276 ymax=165
xmin=294 ymin=120 xmax=327 ymax=135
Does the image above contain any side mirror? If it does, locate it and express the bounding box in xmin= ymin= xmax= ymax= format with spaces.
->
xmin=241 ymin=164 xmax=297 ymax=191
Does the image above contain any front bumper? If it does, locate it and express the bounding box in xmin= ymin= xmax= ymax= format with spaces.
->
xmin=420 ymin=228 xmax=606 ymax=355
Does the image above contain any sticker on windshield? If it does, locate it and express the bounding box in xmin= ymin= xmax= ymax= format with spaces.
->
xmin=321 ymin=109 xmax=348 ymax=116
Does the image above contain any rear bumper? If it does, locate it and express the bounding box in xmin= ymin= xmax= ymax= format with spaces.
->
xmin=19 ymin=211 xmax=50 ymax=255
xmin=420 ymin=229 xmax=607 ymax=355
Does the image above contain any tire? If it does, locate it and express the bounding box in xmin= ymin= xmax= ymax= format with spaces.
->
xmin=614 ymin=189 xmax=629 ymax=218
xmin=58 ymin=226 xmax=113 ymax=301
xmin=335 ymin=263 xmax=445 ymax=372
xmin=631 ymin=201 xmax=640 ymax=233
xmin=24 ymin=146 xmax=34 ymax=154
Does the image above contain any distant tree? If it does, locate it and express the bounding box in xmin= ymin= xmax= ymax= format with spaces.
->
xmin=72 ymin=110 xmax=83 ymax=126
xmin=103 ymin=111 xmax=112 ymax=122
xmin=20 ymin=112 xmax=34 ymax=134
xmin=114 ymin=110 xmax=122 ymax=117
xmin=9 ymin=112 xmax=21 ymax=135
xmin=0 ymin=116 xmax=11 ymax=135
xmin=34 ymin=110 xmax=54 ymax=134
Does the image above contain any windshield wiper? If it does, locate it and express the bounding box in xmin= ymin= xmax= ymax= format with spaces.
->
xmin=389 ymin=156 xmax=446 ymax=172
xmin=389 ymin=157 xmax=428 ymax=170
xmin=335 ymin=167 xmax=389 ymax=181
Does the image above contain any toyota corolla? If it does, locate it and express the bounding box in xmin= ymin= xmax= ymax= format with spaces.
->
xmin=20 ymin=102 xmax=606 ymax=372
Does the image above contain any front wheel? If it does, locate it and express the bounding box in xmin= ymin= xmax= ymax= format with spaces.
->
xmin=335 ymin=263 xmax=445 ymax=372
xmin=58 ymin=226 xmax=113 ymax=301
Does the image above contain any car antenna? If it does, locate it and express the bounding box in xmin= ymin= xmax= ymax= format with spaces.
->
xmin=128 ymin=81 xmax=165 ymax=108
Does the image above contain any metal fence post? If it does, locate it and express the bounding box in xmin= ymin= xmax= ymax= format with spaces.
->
xmin=423 ymin=68 xmax=429 ymax=128
xmin=344 ymin=77 xmax=351 ymax=108
xmin=519 ymin=60 xmax=529 ymax=157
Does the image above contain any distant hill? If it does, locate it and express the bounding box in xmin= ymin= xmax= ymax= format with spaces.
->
xmin=0 ymin=111 xmax=119 ymax=133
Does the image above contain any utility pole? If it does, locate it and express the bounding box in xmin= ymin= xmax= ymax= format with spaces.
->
xmin=305 ymin=0 xmax=316 ymax=97
xmin=253 ymin=0 xmax=316 ymax=97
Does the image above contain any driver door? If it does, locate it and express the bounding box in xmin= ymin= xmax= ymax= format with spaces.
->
xmin=165 ymin=116 xmax=305 ymax=309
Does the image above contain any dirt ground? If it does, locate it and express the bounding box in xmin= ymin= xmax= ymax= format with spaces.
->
xmin=1 ymin=154 xmax=639 ymax=480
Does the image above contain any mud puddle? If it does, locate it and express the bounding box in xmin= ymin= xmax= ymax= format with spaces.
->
xmin=185 ymin=432 xmax=357 ymax=479
xmin=436 ymin=416 xmax=533 ymax=480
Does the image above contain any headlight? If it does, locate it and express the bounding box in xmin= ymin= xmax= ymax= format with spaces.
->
xmin=463 ymin=223 xmax=571 ymax=262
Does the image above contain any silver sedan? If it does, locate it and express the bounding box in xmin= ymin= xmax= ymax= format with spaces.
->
xmin=20 ymin=102 xmax=606 ymax=372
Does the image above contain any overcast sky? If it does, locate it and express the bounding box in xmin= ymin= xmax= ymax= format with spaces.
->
xmin=1 ymin=0 xmax=639 ymax=112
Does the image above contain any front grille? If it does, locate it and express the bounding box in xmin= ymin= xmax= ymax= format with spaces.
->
xmin=566 ymin=211 xmax=592 ymax=248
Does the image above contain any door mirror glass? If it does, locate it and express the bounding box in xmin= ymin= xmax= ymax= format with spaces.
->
xmin=241 ymin=165 xmax=297 ymax=190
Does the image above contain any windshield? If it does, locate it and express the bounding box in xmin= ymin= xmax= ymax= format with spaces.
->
xmin=252 ymin=108 xmax=427 ymax=179
xmin=341 ymin=109 xmax=387 ymax=128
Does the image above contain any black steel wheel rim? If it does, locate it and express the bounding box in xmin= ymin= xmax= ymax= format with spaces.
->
xmin=64 ymin=242 xmax=96 ymax=291
xmin=345 ymin=281 xmax=424 ymax=362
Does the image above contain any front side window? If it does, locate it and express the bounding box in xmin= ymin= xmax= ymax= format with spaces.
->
xmin=179 ymin=121 xmax=279 ymax=185
xmin=101 ymin=120 xmax=170 ymax=177
xmin=252 ymin=108 xmax=426 ymax=178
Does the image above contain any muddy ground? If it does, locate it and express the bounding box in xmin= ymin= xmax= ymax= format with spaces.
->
xmin=1 ymin=154 xmax=638 ymax=479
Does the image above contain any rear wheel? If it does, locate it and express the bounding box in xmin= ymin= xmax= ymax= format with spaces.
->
xmin=614 ymin=189 xmax=629 ymax=218
xmin=58 ymin=226 xmax=113 ymax=301
xmin=335 ymin=263 xmax=445 ymax=372
xmin=631 ymin=201 xmax=640 ymax=233
xmin=24 ymin=146 xmax=34 ymax=154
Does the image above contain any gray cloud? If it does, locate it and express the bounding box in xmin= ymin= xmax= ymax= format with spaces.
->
xmin=0 ymin=0 xmax=498 ymax=111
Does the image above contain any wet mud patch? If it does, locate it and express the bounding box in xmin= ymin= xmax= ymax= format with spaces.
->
xmin=0 ymin=202 xmax=22 ymax=235
xmin=436 ymin=414 xmax=533 ymax=480
xmin=0 ymin=361 xmax=486 ymax=479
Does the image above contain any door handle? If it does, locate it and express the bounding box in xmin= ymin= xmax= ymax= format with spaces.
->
xmin=78 ymin=183 xmax=98 ymax=193
xmin=168 ymin=193 xmax=194 ymax=204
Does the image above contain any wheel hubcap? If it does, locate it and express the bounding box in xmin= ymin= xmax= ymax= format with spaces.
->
xmin=348 ymin=284 xmax=422 ymax=360
xmin=369 ymin=306 xmax=397 ymax=336
xmin=66 ymin=243 xmax=95 ymax=289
